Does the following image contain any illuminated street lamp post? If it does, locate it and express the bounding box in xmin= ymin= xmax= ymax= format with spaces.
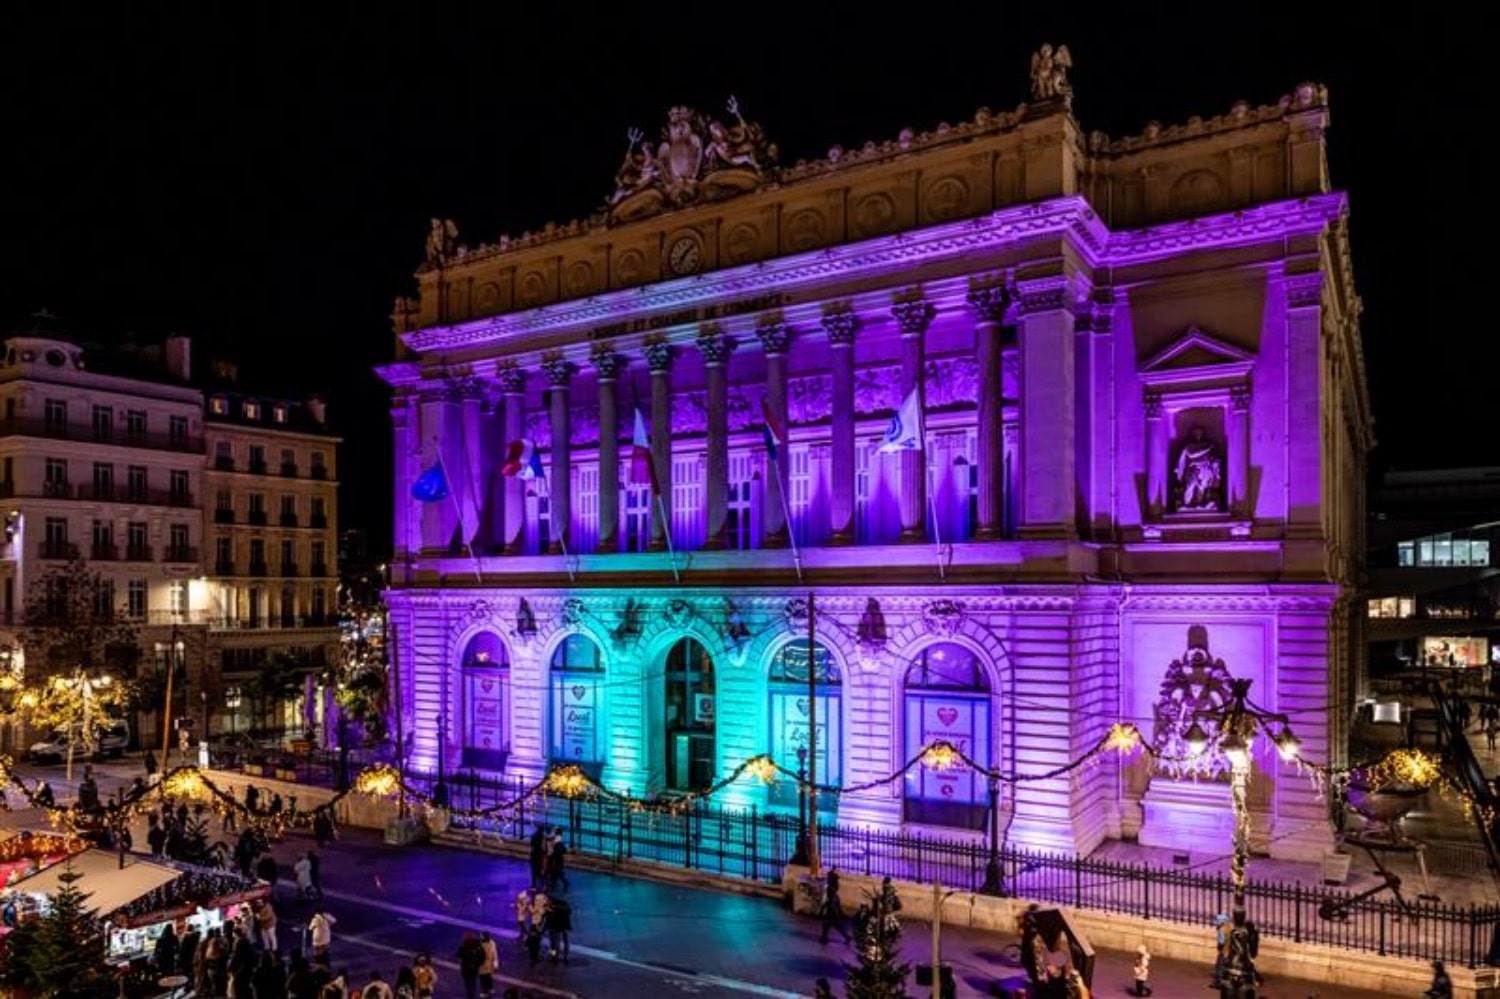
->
xmin=1183 ymin=677 xmax=1300 ymax=998
xmin=981 ymin=771 xmax=1004 ymax=896
xmin=434 ymin=712 xmax=450 ymax=808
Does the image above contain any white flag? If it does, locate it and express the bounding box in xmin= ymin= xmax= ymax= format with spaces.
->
xmin=878 ymin=387 xmax=925 ymax=453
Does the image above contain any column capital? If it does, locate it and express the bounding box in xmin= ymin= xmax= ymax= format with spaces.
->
xmin=1016 ymin=277 xmax=1072 ymax=316
xmin=444 ymin=375 xmax=486 ymax=402
xmin=1230 ymin=385 xmax=1252 ymax=411
xmin=643 ymin=338 xmax=675 ymax=373
xmin=1144 ymin=391 xmax=1164 ymax=419
xmin=891 ymin=299 xmax=935 ymax=337
xmin=497 ymin=362 xmax=527 ymax=395
xmin=756 ymin=322 xmax=792 ymax=357
xmin=1285 ymin=272 xmax=1324 ymax=310
xmin=541 ymin=355 xmax=579 ymax=387
xmin=696 ymin=328 xmax=735 ymax=367
xmin=590 ymin=348 xmax=627 ymax=382
xmin=821 ymin=308 xmax=859 ymax=347
xmin=966 ymin=283 xmax=1013 ymax=324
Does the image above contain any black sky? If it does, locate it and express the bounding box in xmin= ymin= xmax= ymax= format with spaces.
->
xmin=0 ymin=9 xmax=1468 ymax=548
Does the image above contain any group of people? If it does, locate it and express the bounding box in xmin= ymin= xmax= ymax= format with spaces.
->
xmin=513 ymin=888 xmax=573 ymax=966
xmin=146 ymin=900 xmax=339 ymax=999
xmin=525 ymin=824 xmax=569 ymax=893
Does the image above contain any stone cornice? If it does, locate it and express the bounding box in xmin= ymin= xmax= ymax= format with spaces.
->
xmin=403 ymin=193 xmax=1346 ymax=358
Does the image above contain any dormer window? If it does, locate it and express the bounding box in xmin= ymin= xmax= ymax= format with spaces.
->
xmin=244 ymin=401 xmax=261 ymax=420
xmin=273 ymin=405 xmax=288 ymax=424
xmin=210 ymin=396 xmax=228 ymax=415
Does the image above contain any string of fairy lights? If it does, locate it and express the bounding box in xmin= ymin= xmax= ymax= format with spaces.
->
xmin=0 ymin=722 xmax=1480 ymax=836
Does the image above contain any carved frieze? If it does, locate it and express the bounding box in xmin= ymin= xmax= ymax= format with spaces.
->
xmin=924 ymin=357 xmax=980 ymax=409
xmin=671 ymin=393 xmax=709 ymax=435
xmin=788 ymin=375 xmax=832 ymax=425
xmin=854 ymin=365 xmax=902 ymax=415
xmin=663 ymin=598 xmax=694 ymax=628
xmin=923 ymin=599 xmax=967 ymax=638
xmin=524 ymin=406 xmax=602 ymax=447
xmin=561 ymin=598 xmax=586 ymax=626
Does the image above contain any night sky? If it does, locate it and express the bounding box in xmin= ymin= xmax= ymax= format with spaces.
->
xmin=0 ymin=10 xmax=1460 ymax=548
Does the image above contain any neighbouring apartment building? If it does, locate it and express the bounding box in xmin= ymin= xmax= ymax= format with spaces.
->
xmin=0 ymin=312 xmax=341 ymax=748
xmin=381 ymin=58 xmax=1370 ymax=859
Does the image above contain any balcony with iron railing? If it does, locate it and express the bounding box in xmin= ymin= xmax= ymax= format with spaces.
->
xmin=248 ymin=560 xmax=269 ymax=576
xmin=91 ymin=542 xmax=118 ymax=561
xmin=164 ymin=546 xmax=199 ymax=563
xmin=214 ymin=456 xmax=235 ymax=471
xmin=311 ymin=561 xmax=330 ymax=577
xmin=125 ymin=544 xmax=153 ymax=562
xmin=208 ymin=613 xmax=337 ymax=632
xmin=248 ymin=460 xmax=268 ymax=475
xmin=214 ymin=559 xmax=235 ymax=575
xmin=248 ymin=511 xmax=268 ymax=526
xmin=280 ymin=513 xmax=299 ymax=528
xmin=42 ymin=480 xmax=72 ymax=499
xmin=309 ymin=513 xmax=328 ymax=529
xmin=310 ymin=465 xmax=328 ymax=481
xmin=37 ymin=540 xmax=79 ymax=560
xmin=282 ymin=562 xmax=299 ymax=577
xmin=214 ymin=508 xmax=235 ymax=524
xmin=281 ymin=462 xmax=298 ymax=478
xmin=1 ymin=417 xmax=203 ymax=454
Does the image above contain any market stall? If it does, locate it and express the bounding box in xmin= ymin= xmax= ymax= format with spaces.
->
xmin=4 ymin=849 xmax=268 ymax=965
xmin=0 ymin=831 xmax=86 ymax=889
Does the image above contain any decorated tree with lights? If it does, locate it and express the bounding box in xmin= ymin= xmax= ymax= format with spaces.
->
xmin=2 ymin=864 xmax=109 ymax=996
xmin=16 ymin=559 xmax=138 ymax=773
xmin=844 ymin=882 xmax=910 ymax=998
xmin=325 ymin=576 xmax=389 ymax=788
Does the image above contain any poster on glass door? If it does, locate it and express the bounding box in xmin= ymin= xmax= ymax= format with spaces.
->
xmin=770 ymin=691 xmax=840 ymax=785
xmin=552 ymin=676 xmax=597 ymax=761
xmin=904 ymin=696 xmax=989 ymax=804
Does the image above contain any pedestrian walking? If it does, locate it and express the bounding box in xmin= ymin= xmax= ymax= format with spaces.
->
xmin=256 ymin=898 xmax=280 ymax=954
xmin=394 ymin=965 xmax=418 ymax=999
xmin=154 ymin=921 xmax=179 ymax=972
xmin=297 ymin=852 xmax=316 ymax=900
xmin=528 ymin=824 xmax=548 ymax=889
xmin=529 ymin=890 xmax=550 ymax=942
xmin=1130 ymin=944 xmax=1152 ymax=996
xmin=818 ymin=867 xmax=851 ymax=945
xmin=546 ymin=832 xmax=570 ymax=892
xmin=1210 ymin=912 xmax=1230 ymax=987
xmin=1486 ymin=716 xmax=1498 ymax=752
xmin=1426 ymin=959 xmax=1454 ymax=998
xmin=178 ymin=923 xmax=200 ymax=979
xmin=524 ymin=921 xmax=544 ymax=967
xmin=478 ymin=931 xmax=498 ymax=999
xmin=314 ymin=809 xmax=337 ymax=847
xmin=544 ymin=895 xmax=572 ymax=964
xmin=309 ymin=908 xmax=337 ymax=965
xmin=457 ymin=931 xmax=485 ymax=999
xmin=412 ymin=953 xmax=438 ymax=998
xmin=514 ymin=888 xmax=533 ymax=941
xmin=364 ymin=970 xmax=395 ymax=999
xmin=258 ymin=852 xmax=281 ymax=894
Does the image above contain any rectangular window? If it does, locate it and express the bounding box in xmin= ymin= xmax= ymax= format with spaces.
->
xmin=281 ymin=448 xmax=296 ymax=475
xmin=575 ymin=462 xmax=599 ymax=553
xmin=44 ymin=399 xmax=67 ymax=434
xmin=249 ymin=445 xmax=266 ymax=472
xmin=281 ymin=538 xmax=295 ymax=568
xmin=92 ymin=462 xmax=114 ymax=500
xmin=92 ymin=405 xmax=113 ymax=441
xmin=216 ymin=488 xmax=232 ymax=513
xmin=311 ymin=451 xmax=327 ymax=479
xmin=789 ymin=445 xmax=810 ymax=546
xmin=169 ymin=580 xmax=188 ymax=614
xmin=127 ymin=521 xmax=148 ymax=559
xmin=312 ymin=539 xmax=326 ymax=571
xmin=215 ymin=440 xmax=233 ymax=469
xmin=1474 ymin=540 xmax=1491 ymax=567
xmin=92 ymin=520 xmax=112 ymax=549
xmin=44 ymin=517 xmax=68 ymax=545
xmin=250 ymin=538 xmax=265 ymax=567
xmin=127 ymin=465 xmax=148 ymax=501
xmin=1434 ymin=534 xmax=1453 ymax=567
xmin=727 ymin=450 xmax=756 ymax=551
xmin=169 ymin=523 xmax=189 ymax=551
xmin=168 ymin=415 xmax=189 ymax=446
xmin=125 ymin=409 xmax=147 ymax=441
xmin=280 ymin=494 xmax=296 ymax=517
xmin=1398 ymin=541 xmax=1414 ymax=567
xmin=93 ymin=579 xmax=114 ymax=619
xmin=170 ymin=469 xmax=190 ymax=502
xmin=210 ymin=396 xmax=228 ymax=415
xmin=855 ymin=441 xmax=873 ymax=544
xmin=621 ymin=460 xmax=650 ymax=554
xmin=44 ymin=458 xmax=68 ymax=497
xmin=215 ymin=537 xmax=232 ymax=568
xmin=671 ymin=454 xmax=703 ymax=551
xmin=127 ymin=579 xmax=146 ymax=619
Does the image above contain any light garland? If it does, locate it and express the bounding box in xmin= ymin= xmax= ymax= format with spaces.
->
xmin=1367 ymin=748 xmax=1442 ymax=790
xmin=921 ymin=742 xmax=961 ymax=771
xmin=745 ymin=755 xmax=777 ymax=785
xmin=353 ymin=764 xmax=402 ymax=798
xmin=542 ymin=765 xmax=593 ymax=799
xmin=159 ymin=768 xmax=212 ymax=803
xmin=1104 ymin=722 xmax=1144 ymax=756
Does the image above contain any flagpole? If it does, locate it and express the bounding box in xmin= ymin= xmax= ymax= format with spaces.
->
xmin=927 ymin=461 xmax=947 ymax=582
xmin=433 ymin=437 xmax=482 ymax=584
xmin=770 ymin=454 xmax=803 ymax=582
xmin=655 ymin=494 xmax=681 ymax=583
xmin=537 ymin=472 xmax=577 ymax=583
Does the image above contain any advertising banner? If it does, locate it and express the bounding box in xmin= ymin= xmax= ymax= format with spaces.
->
xmin=770 ymin=691 xmax=840 ymax=784
xmin=904 ymin=695 xmax=989 ymax=805
xmin=552 ymin=675 xmax=597 ymax=761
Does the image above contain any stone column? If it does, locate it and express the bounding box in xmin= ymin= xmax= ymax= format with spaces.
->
xmin=697 ymin=328 xmax=734 ymax=549
xmin=542 ymin=356 xmax=577 ymax=554
xmin=591 ymin=349 xmax=626 ymax=553
xmin=1229 ymin=385 xmax=1252 ymax=518
xmin=1016 ymin=277 xmax=1076 ymax=538
xmin=757 ymin=322 xmax=793 ymax=548
xmin=968 ymin=285 xmax=1011 ymax=539
xmin=823 ymin=309 xmax=859 ymax=544
xmin=892 ymin=300 xmax=934 ymax=543
xmin=644 ymin=339 xmax=674 ymax=551
xmin=499 ymin=363 xmax=527 ymax=554
xmin=1144 ymin=392 xmax=1168 ymax=520
xmin=391 ymin=394 xmax=416 ymax=557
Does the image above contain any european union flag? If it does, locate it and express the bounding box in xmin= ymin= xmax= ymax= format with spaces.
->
xmin=411 ymin=462 xmax=450 ymax=503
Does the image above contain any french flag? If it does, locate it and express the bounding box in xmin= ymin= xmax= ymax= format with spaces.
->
xmin=630 ymin=408 xmax=660 ymax=494
xmin=501 ymin=439 xmax=545 ymax=481
xmin=761 ymin=396 xmax=786 ymax=464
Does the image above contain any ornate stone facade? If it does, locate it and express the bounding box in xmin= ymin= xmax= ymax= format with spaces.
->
xmin=380 ymin=57 xmax=1369 ymax=861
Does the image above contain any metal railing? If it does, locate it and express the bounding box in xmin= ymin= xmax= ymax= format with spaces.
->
xmin=0 ymin=416 xmax=203 ymax=454
xmin=392 ymin=767 xmax=1500 ymax=969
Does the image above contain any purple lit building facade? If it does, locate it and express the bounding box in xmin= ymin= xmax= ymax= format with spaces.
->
xmin=380 ymin=77 xmax=1370 ymax=860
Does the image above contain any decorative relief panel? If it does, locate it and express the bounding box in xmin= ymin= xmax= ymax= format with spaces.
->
xmin=786 ymin=210 xmax=827 ymax=252
xmin=519 ymin=271 xmax=549 ymax=306
xmin=672 ymin=392 xmax=709 ymax=435
xmin=524 ymin=406 xmax=602 ymax=448
xmin=615 ymin=249 xmax=646 ymax=284
xmin=853 ymin=365 xmax=901 ymax=415
xmin=788 ymin=375 xmax=832 ymax=425
xmin=726 ymin=387 xmax=758 ymax=432
xmin=852 ymin=193 xmax=897 ymax=237
xmin=724 ymin=223 xmax=761 ymax=264
xmin=924 ymin=357 xmax=980 ymax=409
xmin=923 ymin=175 xmax=971 ymax=221
xmin=564 ymin=261 xmax=595 ymax=296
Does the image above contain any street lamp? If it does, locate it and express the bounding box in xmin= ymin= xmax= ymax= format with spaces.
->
xmin=790 ymin=745 xmax=809 ymax=866
xmin=1184 ymin=677 xmax=1300 ymax=998
xmin=981 ymin=771 xmax=1005 ymax=896
xmin=434 ymin=712 xmax=449 ymax=808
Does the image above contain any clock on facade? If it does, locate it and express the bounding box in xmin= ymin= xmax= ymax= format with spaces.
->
xmin=666 ymin=236 xmax=703 ymax=276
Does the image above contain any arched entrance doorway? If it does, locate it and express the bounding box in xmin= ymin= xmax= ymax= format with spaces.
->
xmin=767 ymin=640 xmax=841 ymax=812
xmin=460 ymin=632 xmax=510 ymax=770
xmin=549 ymin=634 xmax=603 ymax=766
xmin=902 ymin=642 xmax=992 ymax=830
xmin=664 ymin=637 xmax=715 ymax=791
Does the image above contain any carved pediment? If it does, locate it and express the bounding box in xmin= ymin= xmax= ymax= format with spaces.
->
xmin=1139 ymin=327 xmax=1255 ymax=390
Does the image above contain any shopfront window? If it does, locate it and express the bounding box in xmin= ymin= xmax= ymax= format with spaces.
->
xmin=549 ymin=635 xmax=603 ymax=765
xmin=902 ymin=643 xmax=991 ymax=831
xmin=1422 ymin=636 xmax=1489 ymax=668
xmin=1368 ymin=597 xmax=1416 ymax=619
xmin=767 ymin=641 xmax=840 ymax=811
xmin=461 ymin=632 xmax=510 ymax=770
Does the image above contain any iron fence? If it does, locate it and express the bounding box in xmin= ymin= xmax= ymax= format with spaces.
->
xmin=390 ymin=767 xmax=1500 ymax=968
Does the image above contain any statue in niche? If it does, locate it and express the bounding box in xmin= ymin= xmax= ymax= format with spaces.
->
xmin=1151 ymin=624 xmax=1236 ymax=778
xmin=1171 ymin=424 xmax=1225 ymax=513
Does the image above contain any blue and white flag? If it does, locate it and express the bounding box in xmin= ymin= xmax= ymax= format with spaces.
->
xmin=877 ymin=387 xmax=924 ymax=453
xmin=410 ymin=462 xmax=450 ymax=502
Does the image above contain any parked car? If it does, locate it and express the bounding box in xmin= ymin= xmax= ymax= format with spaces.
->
xmin=29 ymin=721 xmax=131 ymax=763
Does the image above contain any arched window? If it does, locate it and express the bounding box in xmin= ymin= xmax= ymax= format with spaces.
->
xmin=664 ymin=638 xmax=715 ymax=791
xmin=461 ymin=632 xmax=510 ymax=770
xmin=767 ymin=640 xmax=841 ymax=812
xmin=549 ymin=634 xmax=603 ymax=764
xmin=903 ymin=643 xmax=992 ymax=830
